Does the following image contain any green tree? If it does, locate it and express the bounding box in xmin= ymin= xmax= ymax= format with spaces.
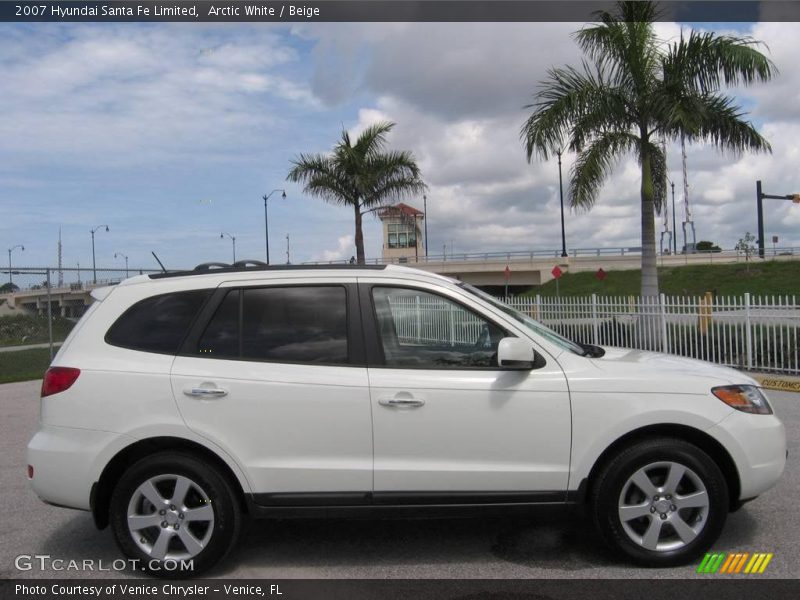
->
xmin=736 ymin=231 xmax=756 ymax=271
xmin=0 ymin=282 xmax=19 ymax=294
xmin=695 ymin=240 xmax=721 ymax=253
xmin=287 ymin=122 xmax=426 ymax=265
xmin=521 ymin=0 xmax=774 ymax=297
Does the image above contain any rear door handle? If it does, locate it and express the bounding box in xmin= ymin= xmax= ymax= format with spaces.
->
xmin=183 ymin=386 xmax=228 ymax=399
xmin=379 ymin=397 xmax=425 ymax=408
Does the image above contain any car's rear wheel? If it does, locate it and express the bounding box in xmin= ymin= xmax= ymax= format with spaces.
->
xmin=591 ymin=437 xmax=728 ymax=567
xmin=110 ymin=452 xmax=241 ymax=577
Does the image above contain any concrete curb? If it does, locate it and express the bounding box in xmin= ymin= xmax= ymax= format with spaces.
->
xmin=752 ymin=374 xmax=800 ymax=393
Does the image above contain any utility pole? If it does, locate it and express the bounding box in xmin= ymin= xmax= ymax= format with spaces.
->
xmin=57 ymin=227 xmax=63 ymax=287
xmin=755 ymin=180 xmax=800 ymax=258
xmin=680 ymin=135 xmax=696 ymax=253
xmin=7 ymin=244 xmax=24 ymax=286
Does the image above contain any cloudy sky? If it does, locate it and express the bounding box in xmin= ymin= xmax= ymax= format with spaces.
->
xmin=2 ymin=15 xmax=799 ymax=281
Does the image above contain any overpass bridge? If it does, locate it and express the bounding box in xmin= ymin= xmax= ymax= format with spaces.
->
xmin=2 ymin=247 xmax=798 ymax=317
xmin=310 ymin=246 xmax=800 ymax=288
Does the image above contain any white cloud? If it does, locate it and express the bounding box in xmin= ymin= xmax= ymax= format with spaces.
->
xmin=319 ymin=234 xmax=355 ymax=262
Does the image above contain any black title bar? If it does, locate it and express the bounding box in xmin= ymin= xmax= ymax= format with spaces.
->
xmin=3 ymin=1 xmax=800 ymax=23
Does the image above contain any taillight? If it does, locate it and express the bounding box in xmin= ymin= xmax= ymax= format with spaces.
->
xmin=41 ymin=367 xmax=81 ymax=397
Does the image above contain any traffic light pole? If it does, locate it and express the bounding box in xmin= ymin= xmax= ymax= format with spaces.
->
xmin=756 ymin=180 xmax=800 ymax=259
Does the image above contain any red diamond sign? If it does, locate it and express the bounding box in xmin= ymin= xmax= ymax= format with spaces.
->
xmin=551 ymin=265 xmax=563 ymax=279
xmin=595 ymin=268 xmax=607 ymax=281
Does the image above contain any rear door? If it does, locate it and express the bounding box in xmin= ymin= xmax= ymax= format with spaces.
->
xmin=171 ymin=279 xmax=373 ymax=502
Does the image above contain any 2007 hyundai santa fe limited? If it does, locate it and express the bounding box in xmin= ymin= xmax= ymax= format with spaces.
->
xmin=27 ymin=263 xmax=786 ymax=576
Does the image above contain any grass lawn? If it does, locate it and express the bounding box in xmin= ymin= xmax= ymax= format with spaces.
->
xmin=0 ymin=314 xmax=74 ymax=347
xmin=0 ymin=348 xmax=52 ymax=384
xmin=533 ymin=260 xmax=800 ymax=297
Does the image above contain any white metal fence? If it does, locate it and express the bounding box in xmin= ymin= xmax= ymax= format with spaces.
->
xmin=387 ymin=293 xmax=800 ymax=375
xmin=504 ymin=294 xmax=800 ymax=376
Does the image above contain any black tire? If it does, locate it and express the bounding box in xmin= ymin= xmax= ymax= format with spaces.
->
xmin=110 ymin=452 xmax=242 ymax=578
xmin=590 ymin=437 xmax=728 ymax=567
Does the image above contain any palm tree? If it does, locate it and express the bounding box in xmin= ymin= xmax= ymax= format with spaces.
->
xmin=287 ymin=122 xmax=426 ymax=265
xmin=521 ymin=0 xmax=775 ymax=297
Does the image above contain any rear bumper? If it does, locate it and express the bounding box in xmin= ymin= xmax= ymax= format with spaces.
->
xmin=27 ymin=425 xmax=125 ymax=511
xmin=708 ymin=411 xmax=786 ymax=500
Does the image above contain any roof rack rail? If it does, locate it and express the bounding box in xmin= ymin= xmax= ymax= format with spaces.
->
xmin=231 ymin=260 xmax=267 ymax=268
xmin=148 ymin=261 xmax=387 ymax=280
xmin=193 ymin=262 xmax=231 ymax=271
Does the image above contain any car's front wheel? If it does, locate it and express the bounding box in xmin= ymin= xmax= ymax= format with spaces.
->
xmin=591 ymin=437 xmax=729 ymax=567
xmin=109 ymin=452 xmax=242 ymax=577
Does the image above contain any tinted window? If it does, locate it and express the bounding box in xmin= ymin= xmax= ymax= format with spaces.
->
xmin=197 ymin=286 xmax=348 ymax=364
xmin=371 ymin=287 xmax=506 ymax=368
xmin=106 ymin=290 xmax=211 ymax=354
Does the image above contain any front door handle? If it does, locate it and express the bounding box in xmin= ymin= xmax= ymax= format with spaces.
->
xmin=379 ymin=397 xmax=425 ymax=408
xmin=183 ymin=385 xmax=228 ymax=399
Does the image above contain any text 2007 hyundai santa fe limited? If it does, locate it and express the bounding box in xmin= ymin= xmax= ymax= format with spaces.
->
xmin=27 ymin=264 xmax=786 ymax=576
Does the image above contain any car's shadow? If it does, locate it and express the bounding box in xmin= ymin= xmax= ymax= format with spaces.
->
xmin=39 ymin=504 xmax=762 ymax=578
xmin=217 ymin=507 xmax=617 ymax=576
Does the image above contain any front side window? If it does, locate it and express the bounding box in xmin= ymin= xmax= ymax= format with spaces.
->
xmin=197 ymin=286 xmax=348 ymax=364
xmin=371 ymin=287 xmax=506 ymax=368
xmin=106 ymin=290 xmax=211 ymax=354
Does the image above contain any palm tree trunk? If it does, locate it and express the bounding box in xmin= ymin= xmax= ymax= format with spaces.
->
xmin=640 ymin=147 xmax=659 ymax=298
xmin=354 ymin=203 xmax=366 ymax=265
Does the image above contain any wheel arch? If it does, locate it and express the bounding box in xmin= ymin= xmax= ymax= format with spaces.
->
xmin=579 ymin=424 xmax=741 ymax=511
xmin=91 ymin=437 xmax=248 ymax=529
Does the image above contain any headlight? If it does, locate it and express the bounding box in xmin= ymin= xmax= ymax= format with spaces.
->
xmin=712 ymin=385 xmax=772 ymax=415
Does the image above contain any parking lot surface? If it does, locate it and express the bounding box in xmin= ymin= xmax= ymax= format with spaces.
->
xmin=1 ymin=379 xmax=797 ymax=580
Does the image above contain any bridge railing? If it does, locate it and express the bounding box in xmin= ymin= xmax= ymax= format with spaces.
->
xmin=303 ymin=246 xmax=800 ymax=266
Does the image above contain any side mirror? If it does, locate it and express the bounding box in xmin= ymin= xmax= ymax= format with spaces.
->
xmin=497 ymin=337 xmax=535 ymax=369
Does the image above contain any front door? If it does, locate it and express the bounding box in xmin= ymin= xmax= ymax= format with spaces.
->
xmin=364 ymin=283 xmax=571 ymax=501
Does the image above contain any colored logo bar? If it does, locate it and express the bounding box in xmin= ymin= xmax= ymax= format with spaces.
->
xmin=697 ymin=552 xmax=773 ymax=574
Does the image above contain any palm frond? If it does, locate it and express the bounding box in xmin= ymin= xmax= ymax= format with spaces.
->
xmin=664 ymin=31 xmax=776 ymax=94
xmin=685 ymin=94 xmax=772 ymax=155
xmin=287 ymin=153 xmax=357 ymax=207
xmin=521 ymin=62 xmax=630 ymax=160
xmin=569 ymin=131 xmax=638 ymax=210
xmin=353 ymin=121 xmax=395 ymax=157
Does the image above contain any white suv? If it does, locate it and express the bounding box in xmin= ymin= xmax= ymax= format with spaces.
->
xmin=28 ymin=264 xmax=786 ymax=576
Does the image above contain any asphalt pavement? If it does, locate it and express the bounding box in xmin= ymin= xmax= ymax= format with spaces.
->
xmin=1 ymin=379 xmax=797 ymax=580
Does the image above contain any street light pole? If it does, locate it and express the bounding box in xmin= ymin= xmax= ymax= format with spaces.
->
xmin=671 ymin=181 xmax=677 ymax=254
xmin=114 ymin=252 xmax=129 ymax=277
xmin=423 ymin=194 xmax=429 ymax=258
xmin=7 ymin=244 xmax=24 ymax=286
xmin=90 ymin=225 xmax=109 ymax=285
xmin=220 ymin=232 xmax=237 ymax=263
xmin=557 ymin=150 xmax=567 ymax=258
xmin=263 ymin=189 xmax=287 ymax=265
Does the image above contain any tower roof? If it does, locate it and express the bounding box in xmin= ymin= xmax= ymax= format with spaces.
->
xmin=378 ymin=202 xmax=424 ymax=220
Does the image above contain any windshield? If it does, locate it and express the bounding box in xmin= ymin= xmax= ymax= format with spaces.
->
xmin=459 ymin=283 xmax=586 ymax=356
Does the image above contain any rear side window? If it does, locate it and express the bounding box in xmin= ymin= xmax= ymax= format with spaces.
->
xmin=197 ymin=286 xmax=348 ymax=364
xmin=106 ymin=290 xmax=211 ymax=355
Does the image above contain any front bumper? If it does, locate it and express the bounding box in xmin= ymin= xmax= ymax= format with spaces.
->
xmin=708 ymin=410 xmax=786 ymax=500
